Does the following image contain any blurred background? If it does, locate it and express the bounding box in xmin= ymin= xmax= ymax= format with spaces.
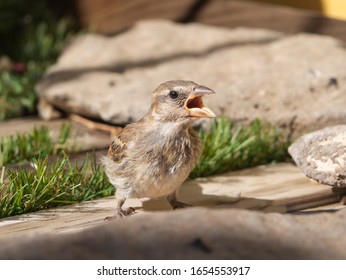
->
xmin=66 ymin=0 xmax=346 ymax=34
xmin=1 ymin=0 xmax=346 ymax=121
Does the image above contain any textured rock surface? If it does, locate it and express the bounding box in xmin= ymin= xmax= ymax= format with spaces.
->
xmin=46 ymin=20 xmax=281 ymax=72
xmin=37 ymin=20 xmax=346 ymax=132
xmin=289 ymin=125 xmax=346 ymax=188
xmin=0 ymin=207 xmax=346 ymax=259
xmin=37 ymin=20 xmax=282 ymax=122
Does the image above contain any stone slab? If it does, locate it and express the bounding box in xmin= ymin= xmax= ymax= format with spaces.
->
xmin=0 ymin=163 xmax=344 ymax=239
xmin=37 ymin=20 xmax=346 ymax=133
xmin=0 ymin=207 xmax=346 ymax=259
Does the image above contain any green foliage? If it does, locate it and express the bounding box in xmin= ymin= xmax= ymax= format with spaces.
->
xmin=0 ymin=123 xmax=75 ymax=166
xmin=0 ymin=1 xmax=76 ymax=62
xmin=0 ymin=154 xmax=114 ymax=218
xmin=0 ymin=17 xmax=75 ymax=120
xmin=0 ymin=66 xmax=38 ymax=119
xmin=0 ymin=0 xmax=77 ymax=120
xmin=190 ymin=117 xmax=291 ymax=178
xmin=20 ymin=18 xmax=75 ymax=64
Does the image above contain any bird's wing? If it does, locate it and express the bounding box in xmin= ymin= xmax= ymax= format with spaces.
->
xmin=107 ymin=120 xmax=144 ymax=162
xmin=107 ymin=128 xmax=127 ymax=162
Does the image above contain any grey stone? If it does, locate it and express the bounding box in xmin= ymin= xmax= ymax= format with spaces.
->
xmin=289 ymin=125 xmax=346 ymax=187
xmin=37 ymin=20 xmax=282 ymax=122
xmin=37 ymin=20 xmax=346 ymax=132
xmin=0 ymin=207 xmax=346 ymax=259
xmin=37 ymin=20 xmax=282 ymax=121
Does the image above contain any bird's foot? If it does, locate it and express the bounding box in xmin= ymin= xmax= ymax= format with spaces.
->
xmin=171 ymin=201 xmax=192 ymax=210
xmin=104 ymin=207 xmax=135 ymax=221
xmin=167 ymin=192 xmax=192 ymax=210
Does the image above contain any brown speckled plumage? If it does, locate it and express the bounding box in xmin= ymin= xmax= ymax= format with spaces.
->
xmin=102 ymin=80 xmax=215 ymax=219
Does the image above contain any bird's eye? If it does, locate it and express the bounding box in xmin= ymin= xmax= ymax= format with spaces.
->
xmin=169 ymin=91 xmax=178 ymax=99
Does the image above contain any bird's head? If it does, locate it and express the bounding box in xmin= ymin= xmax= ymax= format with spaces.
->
xmin=149 ymin=80 xmax=216 ymax=123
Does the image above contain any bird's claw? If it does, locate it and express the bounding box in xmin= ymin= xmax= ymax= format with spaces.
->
xmin=104 ymin=207 xmax=135 ymax=221
xmin=171 ymin=201 xmax=192 ymax=210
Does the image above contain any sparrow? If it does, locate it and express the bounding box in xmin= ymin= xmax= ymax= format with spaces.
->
xmin=102 ymin=80 xmax=215 ymax=219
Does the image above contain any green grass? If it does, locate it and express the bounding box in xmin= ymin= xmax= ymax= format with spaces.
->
xmin=190 ymin=117 xmax=291 ymax=178
xmin=0 ymin=123 xmax=76 ymax=166
xmin=0 ymin=117 xmax=292 ymax=219
xmin=0 ymin=154 xmax=113 ymax=219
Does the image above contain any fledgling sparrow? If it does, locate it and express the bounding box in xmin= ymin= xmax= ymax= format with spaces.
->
xmin=102 ymin=80 xmax=215 ymax=219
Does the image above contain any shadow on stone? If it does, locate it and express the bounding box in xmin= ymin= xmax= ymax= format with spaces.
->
xmin=141 ymin=181 xmax=276 ymax=212
xmin=1 ymin=207 xmax=345 ymax=259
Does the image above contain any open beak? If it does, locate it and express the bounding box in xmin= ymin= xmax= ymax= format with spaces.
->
xmin=185 ymin=85 xmax=216 ymax=118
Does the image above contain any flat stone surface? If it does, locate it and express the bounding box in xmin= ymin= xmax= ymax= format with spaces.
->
xmin=1 ymin=163 xmax=344 ymax=239
xmin=37 ymin=20 xmax=346 ymax=133
xmin=289 ymin=125 xmax=346 ymax=188
xmin=0 ymin=207 xmax=346 ymax=259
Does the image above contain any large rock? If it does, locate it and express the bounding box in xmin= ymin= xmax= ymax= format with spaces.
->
xmin=289 ymin=125 xmax=346 ymax=188
xmin=0 ymin=207 xmax=346 ymax=259
xmin=38 ymin=20 xmax=346 ymax=132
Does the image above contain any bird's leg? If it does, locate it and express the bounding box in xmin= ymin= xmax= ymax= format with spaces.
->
xmin=167 ymin=190 xmax=192 ymax=209
xmin=105 ymin=192 xmax=135 ymax=220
